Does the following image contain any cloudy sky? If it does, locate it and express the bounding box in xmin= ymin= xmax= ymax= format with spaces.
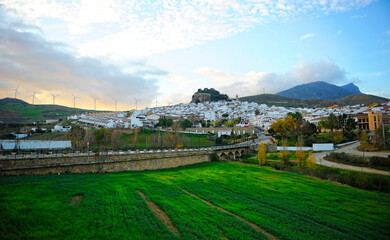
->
xmin=0 ymin=0 xmax=389 ymax=110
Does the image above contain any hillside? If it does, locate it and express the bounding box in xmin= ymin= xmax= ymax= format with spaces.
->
xmin=239 ymin=94 xmax=335 ymax=107
xmin=277 ymin=81 xmax=362 ymax=100
xmin=335 ymin=94 xmax=389 ymax=106
xmin=239 ymin=93 xmax=388 ymax=108
xmin=0 ymin=97 xmax=94 ymax=123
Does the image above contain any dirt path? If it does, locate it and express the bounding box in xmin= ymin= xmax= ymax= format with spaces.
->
xmin=137 ymin=191 xmax=179 ymax=235
xmin=314 ymin=143 xmax=390 ymax=176
xmin=178 ymin=186 xmax=278 ymax=240
xmin=68 ymin=194 xmax=83 ymax=207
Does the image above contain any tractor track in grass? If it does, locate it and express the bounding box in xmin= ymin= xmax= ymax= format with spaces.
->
xmin=177 ymin=185 xmax=279 ymax=240
xmin=137 ymin=190 xmax=179 ymax=236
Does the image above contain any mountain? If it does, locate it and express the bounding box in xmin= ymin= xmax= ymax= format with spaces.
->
xmin=340 ymin=83 xmax=362 ymax=94
xmin=276 ymin=81 xmax=363 ymax=100
xmin=191 ymin=88 xmax=229 ymax=103
xmin=239 ymin=93 xmax=388 ymax=108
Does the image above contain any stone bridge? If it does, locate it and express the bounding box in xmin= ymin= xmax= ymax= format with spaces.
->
xmin=0 ymin=143 xmax=253 ymax=176
xmin=213 ymin=146 xmax=250 ymax=161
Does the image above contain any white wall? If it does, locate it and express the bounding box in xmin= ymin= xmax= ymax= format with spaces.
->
xmin=313 ymin=143 xmax=334 ymax=151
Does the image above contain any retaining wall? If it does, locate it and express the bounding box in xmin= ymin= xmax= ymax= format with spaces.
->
xmin=0 ymin=150 xmax=212 ymax=176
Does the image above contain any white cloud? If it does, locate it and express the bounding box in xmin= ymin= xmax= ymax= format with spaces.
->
xmin=1 ymin=0 xmax=376 ymax=58
xmin=300 ymin=33 xmax=317 ymax=40
xmin=195 ymin=59 xmax=352 ymax=97
xmin=0 ymin=12 xmax=162 ymax=110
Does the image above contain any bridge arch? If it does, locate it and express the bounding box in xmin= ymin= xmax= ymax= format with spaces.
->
xmin=227 ymin=152 xmax=235 ymax=160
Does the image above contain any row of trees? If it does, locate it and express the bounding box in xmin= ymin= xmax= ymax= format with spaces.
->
xmin=257 ymin=141 xmax=316 ymax=168
xmin=318 ymin=113 xmax=357 ymax=133
xmin=269 ymin=112 xmax=358 ymax=146
xmin=157 ymin=118 xmax=193 ymax=129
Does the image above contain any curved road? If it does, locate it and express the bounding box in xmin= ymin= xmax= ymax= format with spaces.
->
xmin=314 ymin=142 xmax=390 ymax=176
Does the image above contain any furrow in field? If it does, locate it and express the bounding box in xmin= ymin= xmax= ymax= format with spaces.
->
xmin=177 ymin=185 xmax=278 ymax=240
xmin=137 ymin=190 xmax=179 ymax=236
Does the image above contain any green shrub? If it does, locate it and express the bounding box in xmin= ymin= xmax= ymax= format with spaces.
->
xmin=369 ymin=156 xmax=390 ymax=169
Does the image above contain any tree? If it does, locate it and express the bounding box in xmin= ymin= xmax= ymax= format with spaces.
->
xmin=345 ymin=117 xmax=357 ymax=132
xmin=111 ymin=130 xmax=122 ymax=150
xmin=84 ymin=130 xmax=95 ymax=146
xmin=96 ymin=128 xmax=111 ymax=144
xmin=306 ymin=152 xmax=316 ymax=169
xmin=222 ymin=113 xmax=229 ymax=118
xmin=320 ymin=113 xmax=338 ymax=132
xmin=258 ymin=142 xmax=266 ymax=166
xmin=225 ymin=120 xmax=235 ymax=127
xmin=301 ymin=121 xmax=317 ymax=136
xmin=162 ymin=132 xmax=176 ymax=148
xmin=68 ymin=126 xmax=86 ymax=150
xmin=132 ymin=128 xmax=140 ymax=148
xmin=270 ymin=115 xmax=296 ymax=142
xmin=287 ymin=112 xmax=303 ymax=121
xmin=157 ymin=117 xmax=173 ymax=128
xmin=172 ymin=121 xmax=182 ymax=147
xmin=332 ymin=131 xmax=343 ymax=144
xmin=255 ymin=109 xmax=260 ymax=115
xmin=296 ymin=135 xmax=305 ymax=167
xmin=182 ymin=119 xmax=193 ymax=129
xmin=279 ymin=149 xmax=290 ymax=165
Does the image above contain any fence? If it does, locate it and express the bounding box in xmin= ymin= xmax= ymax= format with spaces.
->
xmin=276 ymin=146 xmax=313 ymax=151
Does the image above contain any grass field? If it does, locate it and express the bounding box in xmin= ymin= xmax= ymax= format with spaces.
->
xmin=1 ymin=162 xmax=389 ymax=240
xmin=119 ymin=131 xmax=214 ymax=149
xmin=0 ymin=102 xmax=93 ymax=123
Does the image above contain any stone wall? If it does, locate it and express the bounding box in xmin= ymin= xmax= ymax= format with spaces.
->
xmin=0 ymin=150 xmax=212 ymax=176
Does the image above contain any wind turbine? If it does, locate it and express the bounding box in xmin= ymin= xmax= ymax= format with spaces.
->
xmin=12 ymin=86 xmax=19 ymax=99
xmin=72 ymin=93 xmax=79 ymax=109
xmin=112 ymin=98 xmax=119 ymax=112
xmin=167 ymin=100 xmax=172 ymax=106
xmin=51 ymin=93 xmax=59 ymax=105
xmin=29 ymin=91 xmax=38 ymax=104
xmin=133 ymin=97 xmax=141 ymax=111
xmin=154 ymin=97 xmax=159 ymax=108
xmin=92 ymin=96 xmax=99 ymax=111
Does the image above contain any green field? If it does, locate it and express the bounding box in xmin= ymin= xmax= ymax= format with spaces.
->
xmin=1 ymin=162 xmax=389 ymax=239
xmin=119 ymin=131 xmax=214 ymax=148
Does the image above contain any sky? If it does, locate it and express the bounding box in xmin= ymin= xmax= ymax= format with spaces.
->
xmin=0 ymin=0 xmax=389 ymax=111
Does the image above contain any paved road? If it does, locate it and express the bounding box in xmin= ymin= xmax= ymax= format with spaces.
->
xmin=314 ymin=142 xmax=390 ymax=176
xmin=335 ymin=142 xmax=390 ymax=158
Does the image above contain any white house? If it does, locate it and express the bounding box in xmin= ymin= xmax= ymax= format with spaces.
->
xmin=218 ymin=129 xmax=232 ymax=137
xmin=204 ymin=110 xmax=217 ymax=122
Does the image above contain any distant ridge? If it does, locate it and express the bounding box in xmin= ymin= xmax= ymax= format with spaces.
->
xmin=239 ymin=93 xmax=388 ymax=108
xmin=0 ymin=97 xmax=96 ymax=123
xmin=276 ymin=81 xmax=363 ymax=100
xmin=0 ymin=97 xmax=29 ymax=105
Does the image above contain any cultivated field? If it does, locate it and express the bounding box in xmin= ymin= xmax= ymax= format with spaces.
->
xmin=0 ymin=162 xmax=389 ymax=239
